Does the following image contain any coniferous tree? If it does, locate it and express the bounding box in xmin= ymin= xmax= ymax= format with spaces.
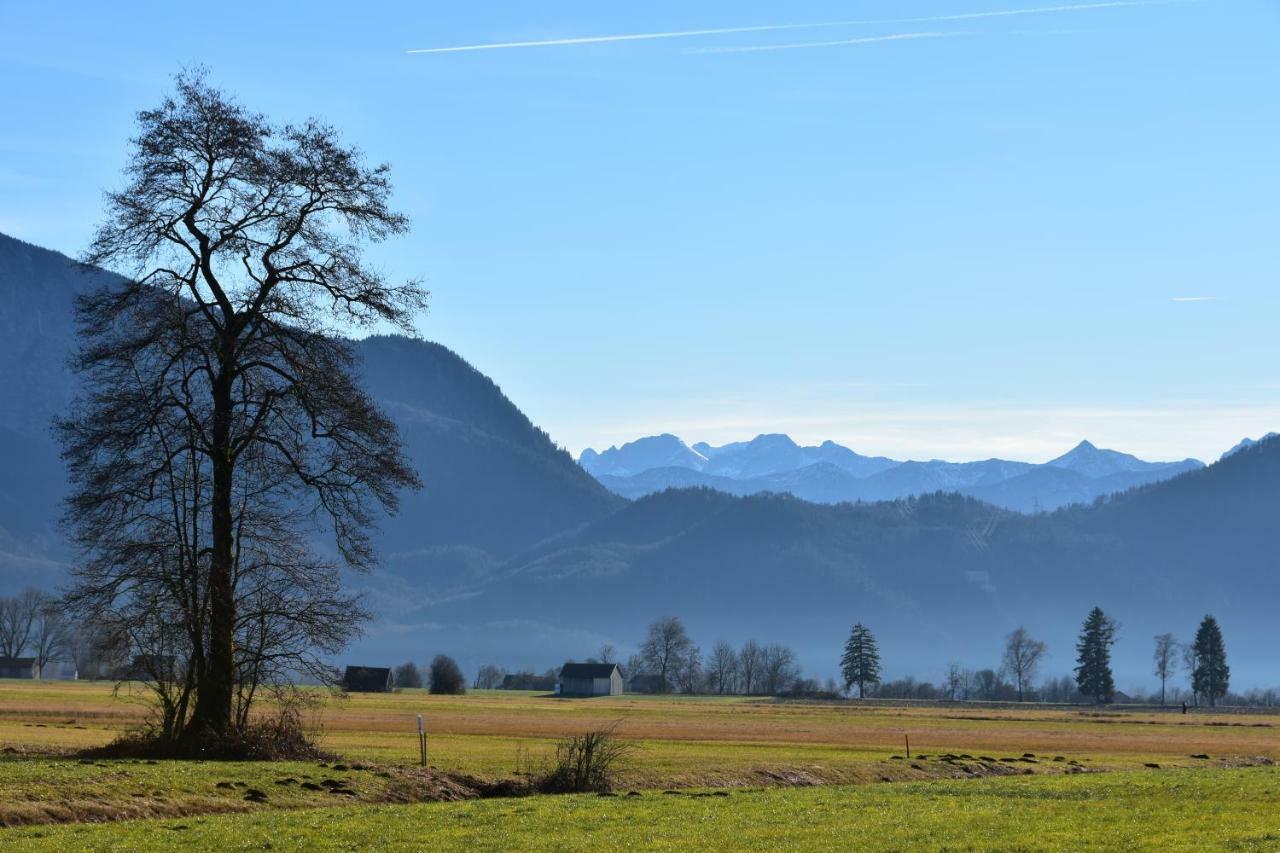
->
xmin=840 ymin=623 xmax=881 ymax=698
xmin=1192 ymin=615 xmax=1229 ymax=707
xmin=1074 ymin=607 xmax=1117 ymax=704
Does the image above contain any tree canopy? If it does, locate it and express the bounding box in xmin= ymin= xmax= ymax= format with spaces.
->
xmin=60 ymin=70 xmax=422 ymax=748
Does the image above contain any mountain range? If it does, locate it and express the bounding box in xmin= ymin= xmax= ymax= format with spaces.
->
xmin=2 ymin=231 xmax=1278 ymax=688
xmin=579 ymin=433 xmax=1206 ymax=512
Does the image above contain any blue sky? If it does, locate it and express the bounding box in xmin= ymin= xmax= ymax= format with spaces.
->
xmin=2 ymin=1 xmax=1277 ymax=461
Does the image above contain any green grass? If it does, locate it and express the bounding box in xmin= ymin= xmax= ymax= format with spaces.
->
xmin=7 ymin=767 xmax=1279 ymax=850
xmin=3 ymin=680 xmax=1279 ymax=847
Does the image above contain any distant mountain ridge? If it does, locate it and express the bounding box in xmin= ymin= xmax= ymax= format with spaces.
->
xmin=436 ymin=434 xmax=1280 ymax=685
xmin=580 ymin=434 xmax=1206 ymax=512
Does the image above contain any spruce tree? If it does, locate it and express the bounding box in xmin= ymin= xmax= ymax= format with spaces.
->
xmin=1192 ymin=615 xmax=1229 ymax=707
xmin=840 ymin=623 xmax=881 ymax=699
xmin=1074 ymin=607 xmax=1117 ymax=704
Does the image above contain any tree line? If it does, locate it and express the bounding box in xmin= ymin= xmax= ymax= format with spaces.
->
xmin=391 ymin=656 xmax=466 ymax=695
xmin=624 ymin=616 xmax=823 ymax=696
xmin=837 ymin=609 xmax=1235 ymax=707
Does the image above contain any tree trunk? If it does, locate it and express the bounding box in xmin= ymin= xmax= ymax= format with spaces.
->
xmin=190 ymin=366 xmax=236 ymax=739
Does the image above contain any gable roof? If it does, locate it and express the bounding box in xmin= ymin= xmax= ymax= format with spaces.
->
xmin=0 ymin=657 xmax=37 ymax=667
xmin=342 ymin=665 xmax=393 ymax=692
xmin=560 ymin=662 xmax=621 ymax=679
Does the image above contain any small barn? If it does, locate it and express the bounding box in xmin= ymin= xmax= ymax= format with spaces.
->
xmin=0 ymin=657 xmax=38 ymax=679
xmin=342 ymin=665 xmax=395 ymax=693
xmin=558 ymin=662 xmax=623 ymax=697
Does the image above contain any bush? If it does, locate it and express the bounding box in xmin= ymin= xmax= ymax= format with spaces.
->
xmin=537 ymin=726 xmax=632 ymax=793
xmin=83 ymin=689 xmax=328 ymax=761
xmin=428 ymin=655 xmax=466 ymax=695
xmin=395 ymin=661 xmax=423 ymax=689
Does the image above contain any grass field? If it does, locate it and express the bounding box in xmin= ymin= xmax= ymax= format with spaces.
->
xmin=1 ymin=680 xmax=1278 ymax=847
xmin=7 ymin=768 xmax=1280 ymax=850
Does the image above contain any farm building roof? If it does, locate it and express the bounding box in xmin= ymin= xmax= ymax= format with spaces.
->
xmin=559 ymin=662 xmax=621 ymax=679
xmin=342 ymin=665 xmax=393 ymax=692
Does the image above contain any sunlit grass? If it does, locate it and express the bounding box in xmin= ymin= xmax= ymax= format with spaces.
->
xmin=8 ymin=768 xmax=1280 ymax=851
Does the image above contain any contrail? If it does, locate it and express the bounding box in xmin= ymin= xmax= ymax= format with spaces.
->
xmin=689 ymin=31 xmax=976 ymax=56
xmin=687 ymin=28 xmax=1084 ymax=55
xmin=405 ymin=1 xmax=1176 ymax=55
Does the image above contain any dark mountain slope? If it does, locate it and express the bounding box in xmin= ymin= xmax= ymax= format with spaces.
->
xmin=0 ymin=234 xmax=620 ymax=581
xmin=356 ymin=336 xmax=621 ymax=558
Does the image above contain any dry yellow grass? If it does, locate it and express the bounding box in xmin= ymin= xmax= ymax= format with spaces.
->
xmin=2 ymin=680 xmax=1277 ymax=781
xmin=1 ymin=680 xmax=1278 ymax=833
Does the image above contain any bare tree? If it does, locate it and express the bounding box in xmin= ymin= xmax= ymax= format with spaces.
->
xmin=61 ymin=71 xmax=422 ymax=742
xmin=760 ymin=644 xmax=800 ymax=696
xmin=707 ymin=641 xmax=739 ymax=694
xmin=674 ymin=645 xmax=703 ymax=694
xmin=474 ymin=664 xmax=506 ymax=690
xmin=974 ymin=668 xmax=1003 ymax=701
xmin=66 ymin=623 xmax=121 ymax=681
xmin=0 ymin=589 xmax=43 ymax=658
xmin=1182 ymin=642 xmax=1200 ymax=706
xmin=597 ymin=644 xmax=616 ymax=665
xmin=1152 ymin=633 xmax=1178 ymax=706
xmin=639 ymin=617 xmax=692 ymax=692
xmin=1002 ymin=626 xmax=1047 ymax=702
xmin=31 ymin=597 xmax=69 ymax=677
xmin=738 ymin=639 xmax=763 ymax=695
xmin=624 ymin=654 xmax=645 ymax=682
xmin=944 ymin=662 xmax=964 ymax=701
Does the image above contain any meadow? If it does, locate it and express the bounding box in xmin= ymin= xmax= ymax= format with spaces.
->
xmin=1 ymin=680 xmax=1278 ymax=848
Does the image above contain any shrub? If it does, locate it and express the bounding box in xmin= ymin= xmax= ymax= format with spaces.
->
xmin=83 ymin=687 xmax=328 ymax=761
xmin=395 ymin=661 xmax=424 ymax=689
xmin=428 ymin=655 xmax=466 ymax=695
xmin=537 ymin=726 xmax=632 ymax=793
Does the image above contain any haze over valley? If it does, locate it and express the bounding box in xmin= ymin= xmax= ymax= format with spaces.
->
xmin=3 ymin=231 xmax=1277 ymax=692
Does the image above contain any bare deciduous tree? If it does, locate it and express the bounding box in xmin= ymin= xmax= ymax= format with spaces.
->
xmin=1182 ymin=642 xmax=1200 ymax=706
xmin=1002 ymin=626 xmax=1047 ymax=702
xmin=738 ymin=639 xmax=763 ymax=696
xmin=0 ymin=589 xmax=43 ymax=659
xmin=31 ymin=597 xmax=69 ymax=677
xmin=707 ymin=641 xmax=739 ymax=695
xmin=1152 ymin=633 xmax=1179 ymax=706
xmin=639 ymin=617 xmax=692 ymax=692
xmin=944 ymin=662 xmax=964 ymax=701
xmin=673 ymin=645 xmax=703 ymax=694
xmin=474 ymin=664 xmax=506 ymax=690
xmin=760 ymin=644 xmax=800 ymax=696
xmin=61 ymin=71 xmax=421 ymax=744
